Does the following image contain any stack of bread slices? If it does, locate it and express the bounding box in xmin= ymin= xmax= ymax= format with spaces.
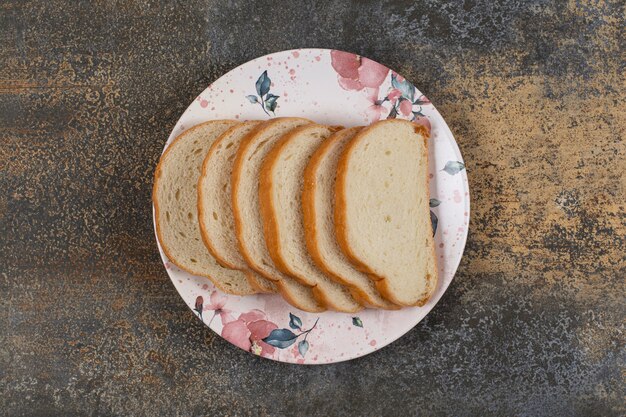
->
xmin=153 ymin=118 xmax=437 ymax=312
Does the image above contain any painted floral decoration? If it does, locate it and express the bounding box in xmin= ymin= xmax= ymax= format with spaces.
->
xmin=428 ymin=162 xmax=466 ymax=235
xmin=194 ymin=292 xmax=320 ymax=359
xmin=330 ymin=50 xmax=389 ymax=92
xmin=330 ymin=50 xmax=431 ymax=129
xmin=246 ymin=70 xmax=280 ymax=116
xmin=262 ymin=313 xmax=319 ymax=357
xmin=194 ymin=292 xmax=277 ymax=358
xmin=221 ymin=310 xmax=279 ymax=357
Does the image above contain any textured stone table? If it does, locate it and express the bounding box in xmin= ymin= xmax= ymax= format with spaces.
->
xmin=2 ymin=1 xmax=624 ymax=416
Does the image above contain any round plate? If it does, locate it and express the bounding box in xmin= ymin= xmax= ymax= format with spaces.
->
xmin=154 ymin=48 xmax=469 ymax=364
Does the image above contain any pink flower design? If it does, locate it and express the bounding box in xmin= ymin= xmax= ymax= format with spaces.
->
xmin=248 ymin=320 xmax=279 ymax=354
xmin=221 ymin=309 xmax=279 ymax=357
xmin=221 ymin=319 xmax=250 ymax=351
xmin=202 ymin=290 xmax=235 ymax=324
xmin=365 ymin=87 xmax=387 ymax=122
xmin=387 ymin=88 xmax=402 ymax=104
xmin=203 ymin=290 xmax=226 ymax=310
xmin=399 ymin=99 xmax=413 ymax=116
xmin=238 ymin=310 xmax=265 ymax=323
xmin=399 ymin=100 xmax=413 ymax=116
xmin=331 ymin=50 xmax=389 ymax=92
xmin=330 ymin=51 xmax=360 ymax=79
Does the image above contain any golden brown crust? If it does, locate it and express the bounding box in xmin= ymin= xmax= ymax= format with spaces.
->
xmin=348 ymin=288 xmax=372 ymax=307
xmin=275 ymin=281 xmax=326 ymax=313
xmin=258 ymin=124 xmax=317 ymax=281
xmin=327 ymin=125 xmax=344 ymax=134
xmin=413 ymin=123 xmax=430 ymax=139
xmin=311 ymin=285 xmax=363 ymax=313
xmin=153 ymin=120 xmax=236 ymax=277
xmin=197 ymin=121 xmax=258 ymax=271
xmin=352 ymin=286 xmax=402 ymax=310
xmin=196 ymin=121 xmax=277 ymax=294
xmin=231 ymin=118 xmax=302 ymax=281
xmin=334 ymin=119 xmax=437 ymax=306
xmin=245 ymin=270 xmax=276 ymax=293
xmin=303 ymin=128 xmax=355 ymax=286
xmin=375 ymin=277 xmax=431 ymax=307
xmin=334 ymin=124 xmax=383 ymax=279
xmin=259 ymin=123 xmax=366 ymax=311
xmin=304 ymin=127 xmax=401 ymax=310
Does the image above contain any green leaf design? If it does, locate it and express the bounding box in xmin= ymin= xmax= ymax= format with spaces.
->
xmin=430 ymin=210 xmax=438 ymax=236
xmin=298 ymin=340 xmax=309 ymax=357
xmin=391 ymin=73 xmax=415 ymax=102
xmin=265 ymin=93 xmax=279 ymax=113
xmin=289 ymin=312 xmax=302 ymax=330
xmin=429 ymin=198 xmax=441 ymax=207
xmin=262 ymin=328 xmax=298 ymax=348
xmin=442 ymin=161 xmax=466 ymax=175
xmin=255 ymin=70 xmax=271 ymax=97
xmin=246 ymin=95 xmax=258 ymax=103
xmin=352 ymin=317 xmax=363 ymax=328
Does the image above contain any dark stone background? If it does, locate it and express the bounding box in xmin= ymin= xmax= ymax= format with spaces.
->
xmin=1 ymin=1 xmax=624 ymax=416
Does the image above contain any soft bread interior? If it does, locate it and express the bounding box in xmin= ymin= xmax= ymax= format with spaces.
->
xmin=198 ymin=121 xmax=276 ymax=294
xmin=261 ymin=124 xmax=362 ymax=313
xmin=231 ymin=118 xmax=325 ymax=312
xmin=304 ymin=127 xmax=398 ymax=309
xmin=336 ymin=120 xmax=437 ymax=306
xmin=153 ymin=121 xmax=257 ymax=295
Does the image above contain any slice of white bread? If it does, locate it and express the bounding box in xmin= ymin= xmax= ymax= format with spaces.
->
xmin=276 ymin=278 xmax=327 ymax=313
xmin=197 ymin=121 xmax=276 ymax=294
xmin=335 ymin=119 xmax=437 ymax=306
xmin=243 ymin=269 xmax=277 ymax=294
xmin=303 ymin=127 xmax=399 ymax=309
xmin=153 ymin=120 xmax=257 ymax=295
xmin=259 ymin=124 xmax=362 ymax=313
xmin=232 ymin=118 xmax=325 ymax=312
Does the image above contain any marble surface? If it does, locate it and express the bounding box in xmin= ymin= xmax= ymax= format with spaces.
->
xmin=1 ymin=1 xmax=624 ymax=416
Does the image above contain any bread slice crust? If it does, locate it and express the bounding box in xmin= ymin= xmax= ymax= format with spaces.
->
xmin=303 ymin=127 xmax=399 ymax=309
xmin=198 ymin=121 xmax=259 ymax=269
xmin=197 ymin=121 xmax=276 ymax=294
xmin=231 ymin=117 xmax=311 ymax=281
xmin=230 ymin=118 xmax=326 ymax=312
xmin=152 ymin=120 xmax=256 ymax=295
xmin=335 ymin=119 xmax=437 ymax=306
xmin=245 ymin=270 xmax=277 ymax=294
xmin=259 ymin=124 xmax=362 ymax=313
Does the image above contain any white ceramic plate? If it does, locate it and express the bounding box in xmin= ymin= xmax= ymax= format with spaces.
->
xmin=154 ymin=48 xmax=469 ymax=364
